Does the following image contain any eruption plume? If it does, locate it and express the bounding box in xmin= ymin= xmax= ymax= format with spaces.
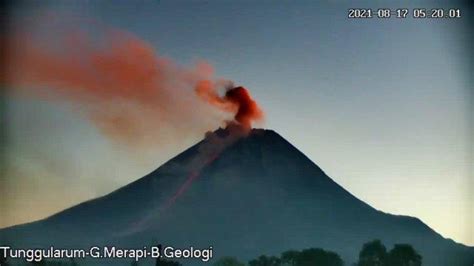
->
xmin=3 ymin=20 xmax=263 ymax=149
xmin=225 ymin=86 xmax=264 ymax=128
xmin=195 ymin=81 xmax=264 ymax=129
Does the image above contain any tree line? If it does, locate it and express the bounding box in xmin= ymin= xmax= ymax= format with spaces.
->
xmin=0 ymin=240 xmax=421 ymax=265
xmin=213 ymin=240 xmax=421 ymax=266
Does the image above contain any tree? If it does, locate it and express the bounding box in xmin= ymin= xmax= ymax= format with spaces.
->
xmin=156 ymin=258 xmax=181 ymax=266
xmin=280 ymin=250 xmax=300 ymax=266
xmin=69 ymin=258 xmax=78 ymax=266
xmin=249 ymin=255 xmax=281 ymax=266
xmin=0 ymin=251 xmax=9 ymax=266
xmin=249 ymin=248 xmax=344 ymax=266
xmin=385 ymin=244 xmax=421 ymax=266
xmin=357 ymin=240 xmax=387 ymax=266
xmin=31 ymin=260 xmax=67 ymax=265
xmin=296 ymin=248 xmax=343 ymax=266
xmin=31 ymin=260 xmax=46 ymax=265
xmin=154 ymin=245 xmax=181 ymax=266
xmin=213 ymin=256 xmax=245 ymax=266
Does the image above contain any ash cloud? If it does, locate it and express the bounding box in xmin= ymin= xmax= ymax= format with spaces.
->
xmin=195 ymin=81 xmax=264 ymax=130
xmin=2 ymin=19 xmax=263 ymax=150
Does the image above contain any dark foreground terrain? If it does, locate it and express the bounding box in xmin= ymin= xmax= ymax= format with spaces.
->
xmin=1 ymin=128 xmax=473 ymax=265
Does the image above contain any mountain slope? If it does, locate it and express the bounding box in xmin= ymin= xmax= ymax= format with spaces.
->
xmin=1 ymin=128 xmax=473 ymax=265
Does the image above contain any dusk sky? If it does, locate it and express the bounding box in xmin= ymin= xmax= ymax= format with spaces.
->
xmin=2 ymin=1 xmax=472 ymax=246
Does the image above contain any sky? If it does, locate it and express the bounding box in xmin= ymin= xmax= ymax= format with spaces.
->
xmin=1 ymin=1 xmax=472 ymax=246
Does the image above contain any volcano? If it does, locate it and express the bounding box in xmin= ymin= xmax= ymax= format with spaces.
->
xmin=1 ymin=128 xmax=473 ymax=265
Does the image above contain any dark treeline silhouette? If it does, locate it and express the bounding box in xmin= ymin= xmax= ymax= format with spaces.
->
xmin=29 ymin=259 xmax=77 ymax=265
xmin=213 ymin=256 xmax=245 ymax=266
xmin=155 ymin=258 xmax=182 ymax=266
xmin=0 ymin=250 xmax=9 ymax=266
xmin=151 ymin=244 xmax=182 ymax=266
xmin=357 ymin=240 xmax=422 ymax=266
xmin=213 ymin=240 xmax=422 ymax=266
xmin=214 ymin=248 xmax=343 ymax=266
xmin=14 ymin=240 xmax=420 ymax=266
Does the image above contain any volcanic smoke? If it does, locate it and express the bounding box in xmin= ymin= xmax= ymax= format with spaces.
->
xmin=195 ymin=81 xmax=263 ymax=129
xmin=3 ymin=24 xmax=264 ymax=148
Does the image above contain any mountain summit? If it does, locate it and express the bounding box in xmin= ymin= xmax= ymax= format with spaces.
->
xmin=1 ymin=128 xmax=473 ymax=265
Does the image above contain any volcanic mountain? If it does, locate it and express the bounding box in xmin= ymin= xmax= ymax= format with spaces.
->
xmin=1 ymin=128 xmax=473 ymax=265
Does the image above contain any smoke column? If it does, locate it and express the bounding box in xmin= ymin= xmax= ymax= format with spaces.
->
xmin=195 ymin=81 xmax=264 ymax=129
xmin=3 ymin=22 xmax=263 ymax=149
